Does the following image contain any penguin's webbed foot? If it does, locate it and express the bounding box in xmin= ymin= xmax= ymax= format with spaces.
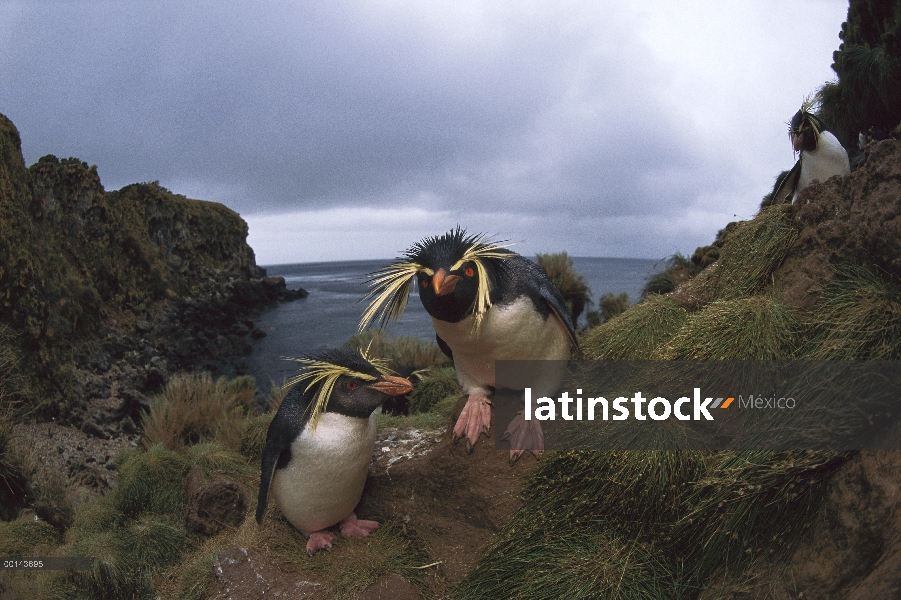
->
xmin=453 ymin=393 xmax=493 ymax=453
xmin=503 ymin=410 xmax=544 ymax=465
xmin=339 ymin=514 xmax=379 ymax=538
xmin=306 ymin=531 xmax=335 ymax=554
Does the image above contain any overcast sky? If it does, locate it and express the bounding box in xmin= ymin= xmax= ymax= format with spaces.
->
xmin=1 ymin=1 xmax=849 ymax=265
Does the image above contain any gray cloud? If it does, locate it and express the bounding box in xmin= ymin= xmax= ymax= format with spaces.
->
xmin=1 ymin=0 xmax=849 ymax=262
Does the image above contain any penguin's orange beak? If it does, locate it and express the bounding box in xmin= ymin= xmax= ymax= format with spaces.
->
xmin=368 ymin=375 xmax=413 ymax=396
xmin=432 ymin=268 xmax=460 ymax=296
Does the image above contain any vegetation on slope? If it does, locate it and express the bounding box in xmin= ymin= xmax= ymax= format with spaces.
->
xmin=457 ymin=138 xmax=901 ymax=598
xmin=0 ymin=115 xmax=260 ymax=419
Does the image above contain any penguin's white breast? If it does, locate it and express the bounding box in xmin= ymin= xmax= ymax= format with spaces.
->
xmin=271 ymin=412 xmax=376 ymax=534
xmin=797 ymin=131 xmax=851 ymax=194
xmin=432 ymin=296 xmax=571 ymax=391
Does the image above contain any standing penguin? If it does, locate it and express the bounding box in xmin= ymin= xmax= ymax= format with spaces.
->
xmin=256 ymin=348 xmax=412 ymax=554
xmin=773 ymin=96 xmax=851 ymax=204
xmin=360 ymin=227 xmax=579 ymax=462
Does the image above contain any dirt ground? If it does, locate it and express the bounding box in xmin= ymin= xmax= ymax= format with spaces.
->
xmin=206 ymin=397 xmax=538 ymax=599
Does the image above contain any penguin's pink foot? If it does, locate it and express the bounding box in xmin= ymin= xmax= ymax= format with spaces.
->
xmin=503 ymin=410 xmax=544 ymax=465
xmin=453 ymin=393 xmax=492 ymax=453
xmin=306 ymin=531 xmax=335 ymax=554
xmin=339 ymin=514 xmax=379 ymax=538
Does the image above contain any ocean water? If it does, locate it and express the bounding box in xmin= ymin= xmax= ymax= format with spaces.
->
xmin=246 ymin=257 xmax=660 ymax=388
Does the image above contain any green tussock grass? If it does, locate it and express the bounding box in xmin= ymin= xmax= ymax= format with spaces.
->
xmin=113 ymin=445 xmax=189 ymax=518
xmin=313 ymin=522 xmax=433 ymax=599
xmin=581 ymin=295 xmax=687 ymax=360
xmin=801 ymin=263 xmax=901 ymax=359
xmin=520 ymin=449 xmax=705 ymax=535
xmin=20 ymin=442 xmax=256 ymax=600
xmin=141 ymin=373 xmax=257 ymax=453
xmin=661 ymin=296 xmax=800 ymax=360
xmin=672 ymin=450 xmax=847 ymax=585
xmin=455 ymin=524 xmax=682 ymax=600
xmin=407 ymin=366 xmax=460 ymax=414
xmin=345 ymin=329 xmax=451 ymax=371
xmin=536 ymin=251 xmax=592 ymax=323
xmin=0 ymin=326 xmax=28 ymax=521
xmin=598 ymin=291 xmax=631 ymax=323
xmin=155 ymin=532 xmax=236 ymax=600
xmin=239 ymin=411 xmax=274 ymax=463
xmin=642 ymin=254 xmax=698 ymax=298
xmin=376 ymin=394 xmax=458 ymax=431
xmin=238 ymin=384 xmax=287 ymax=463
xmin=251 ymin=508 xmax=435 ymax=599
xmin=0 ymin=516 xmax=61 ymax=556
xmin=704 ymin=204 xmax=799 ymax=301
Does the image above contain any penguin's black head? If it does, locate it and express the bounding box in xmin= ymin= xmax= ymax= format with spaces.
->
xmin=284 ymin=348 xmax=413 ymax=423
xmin=360 ymin=226 xmax=512 ymax=329
xmin=410 ymin=228 xmax=504 ymax=323
xmin=789 ymin=99 xmax=825 ymax=153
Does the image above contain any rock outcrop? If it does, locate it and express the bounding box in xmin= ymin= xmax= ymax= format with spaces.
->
xmin=0 ymin=113 xmax=306 ymax=424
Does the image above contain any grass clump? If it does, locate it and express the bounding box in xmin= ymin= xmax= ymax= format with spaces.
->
xmin=376 ymin=395 xmax=459 ymax=432
xmin=672 ymin=450 xmax=847 ymax=584
xmin=113 ymin=445 xmax=189 ymax=519
xmin=642 ymin=253 xmax=700 ymax=298
xmin=313 ymin=522 xmax=433 ymax=598
xmin=239 ymin=411 xmax=275 ymax=463
xmin=661 ymin=296 xmax=800 ymax=360
xmin=31 ymin=442 xmax=255 ymax=600
xmin=521 ymin=449 xmax=704 ymax=536
xmin=598 ymin=292 xmax=631 ymax=323
xmin=346 ymin=329 xmax=450 ymax=371
xmin=141 ymin=372 xmax=257 ymax=452
xmin=407 ymin=367 xmax=460 ymax=414
xmin=0 ymin=327 xmax=28 ymax=521
xmin=455 ymin=524 xmax=680 ymax=600
xmin=536 ymin=251 xmax=592 ymax=324
xmin=0 ymin=517 xmax=61 ymax=556
xmin=802 ymin=263 xmax=901 ymax=359
xmin=241 ymin=508 xmax=434 ymax=599
xmin=704 ymin=204 xmax=799 ymax=301
xmin=581 ymin=295 xmax=687 ymax=360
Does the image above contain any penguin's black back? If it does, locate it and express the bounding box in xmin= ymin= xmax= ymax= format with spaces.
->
xmin=255 ymin=348 xmax=384 ymax=524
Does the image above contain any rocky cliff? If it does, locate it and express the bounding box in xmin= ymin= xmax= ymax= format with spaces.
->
xmin=0 ymin=113 xmax=303 ymax=422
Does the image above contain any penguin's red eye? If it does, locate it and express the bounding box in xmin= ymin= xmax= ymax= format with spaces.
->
xmin=464 ymin=267 xmax=474 ymax=277
xmin=346 ymin=381 xmax=357 ymax=391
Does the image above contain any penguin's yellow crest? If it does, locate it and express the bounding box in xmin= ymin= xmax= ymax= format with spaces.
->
xmin=358 ymin=231 xmax=512 ymax=332
xmin=281 ymin=347 xmax=393 ymax=427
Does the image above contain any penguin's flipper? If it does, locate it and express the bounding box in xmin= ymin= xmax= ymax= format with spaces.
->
xmin=436 ymin=334 xmax=454 ymax=360
xmin=256 ymin=388 xmax=309 ymax=524
xmin=772 ymin=159 xmax=801 ymax=205
xmin=537 ymin=284 xmax=581 ymax=357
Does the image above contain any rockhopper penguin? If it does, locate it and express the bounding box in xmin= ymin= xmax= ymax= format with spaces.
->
xmin=359 ymin=227 xmax=579 ymax=462
xmin=773 ymin=95 xmax=850 ymax=204
xmin=256 ymin=348 xmax=413 ymax=554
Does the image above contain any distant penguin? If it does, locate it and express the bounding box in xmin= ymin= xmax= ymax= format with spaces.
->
xmin=256 ymin=348 xmax=412 ymax=554
xmin=773 ymin=96 xmax=851 ymax=204
xmin=359 ymin=227 xmax=579 ymax=463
